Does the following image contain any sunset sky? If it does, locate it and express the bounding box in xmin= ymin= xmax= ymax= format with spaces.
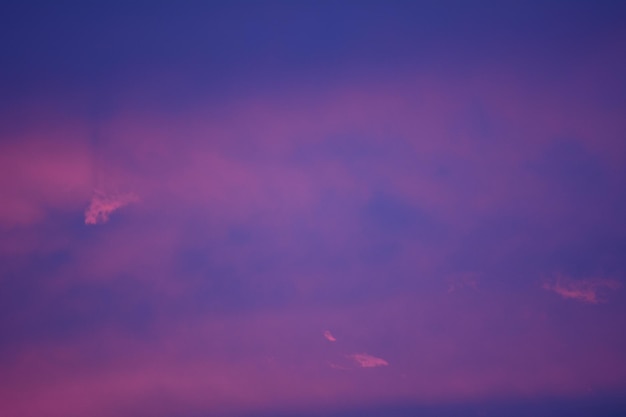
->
xmin=1 ymin=1 xmax=626 ymax=416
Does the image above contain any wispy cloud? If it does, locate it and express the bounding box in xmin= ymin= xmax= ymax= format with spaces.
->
xmin=543 ymin=275 xmax=621 ymax=304
xmin=323 ymin=330 xmax=337 ymax=342
xmin=446 ymin=273 xmax=479 ymax=293
xmin=348 ymin=353 xmax=389 ymax=368
xmin=84 ymin=190 xmax=139 ymax=225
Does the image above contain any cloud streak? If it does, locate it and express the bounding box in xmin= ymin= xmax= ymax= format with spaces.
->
xmin=348 ymin=353 xmax=389 ymax=368
xmin=543 ymin=275 xmax=622 ymax=304
xmin=324 ymin=330 xmax=337 ymax=342
xmin=84 ymin=190 xmax=139 ymax=225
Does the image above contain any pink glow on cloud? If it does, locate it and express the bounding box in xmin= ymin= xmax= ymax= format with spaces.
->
xmin=348 ymin=353 xmax=389 ymax=368
xmin=543 ymin=275 xmax=622 ymax=304
xmin=2 ymin=292 xmax=625 ymax=417
xmin=1 ymin=10 xmax=626 ymax=414
xmin=84 ymin=190 xmax=139 ymax=225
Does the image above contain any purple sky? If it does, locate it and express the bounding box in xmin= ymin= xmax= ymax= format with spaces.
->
xmin=1 ymin=2 xmax=626 ymax=416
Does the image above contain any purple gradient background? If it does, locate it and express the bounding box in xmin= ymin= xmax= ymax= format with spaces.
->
xmin=1 ymin=2 xmax=626 ymax=416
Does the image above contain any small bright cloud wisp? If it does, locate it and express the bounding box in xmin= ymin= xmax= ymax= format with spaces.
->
xmin=84 ymin=190 xmax=139 ymax=225
xmin=324 ymin=330 xmax=337 ymax=342
xmin=543 ymin=275 xmax=622 ymax=304
xmin=348 ymin=353 xmax=389 ymax=368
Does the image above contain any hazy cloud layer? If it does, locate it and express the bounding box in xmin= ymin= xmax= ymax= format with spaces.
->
xmin=1 ymin=2 xmax=626 ymax=417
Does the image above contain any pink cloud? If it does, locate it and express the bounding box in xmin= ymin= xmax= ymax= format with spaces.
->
xmin=543 ymin=275 xmax=622 ymax=304
xmin=84 ymin=190 xmax=139 ymax=225
xmin=324 ymin=330 xmax=337 ymax=342
xmin=348 ymin=353 xmax=389 ymax=368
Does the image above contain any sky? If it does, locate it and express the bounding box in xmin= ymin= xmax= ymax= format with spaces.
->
xmin=1 ymin=1 xmax=626 ymax=416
